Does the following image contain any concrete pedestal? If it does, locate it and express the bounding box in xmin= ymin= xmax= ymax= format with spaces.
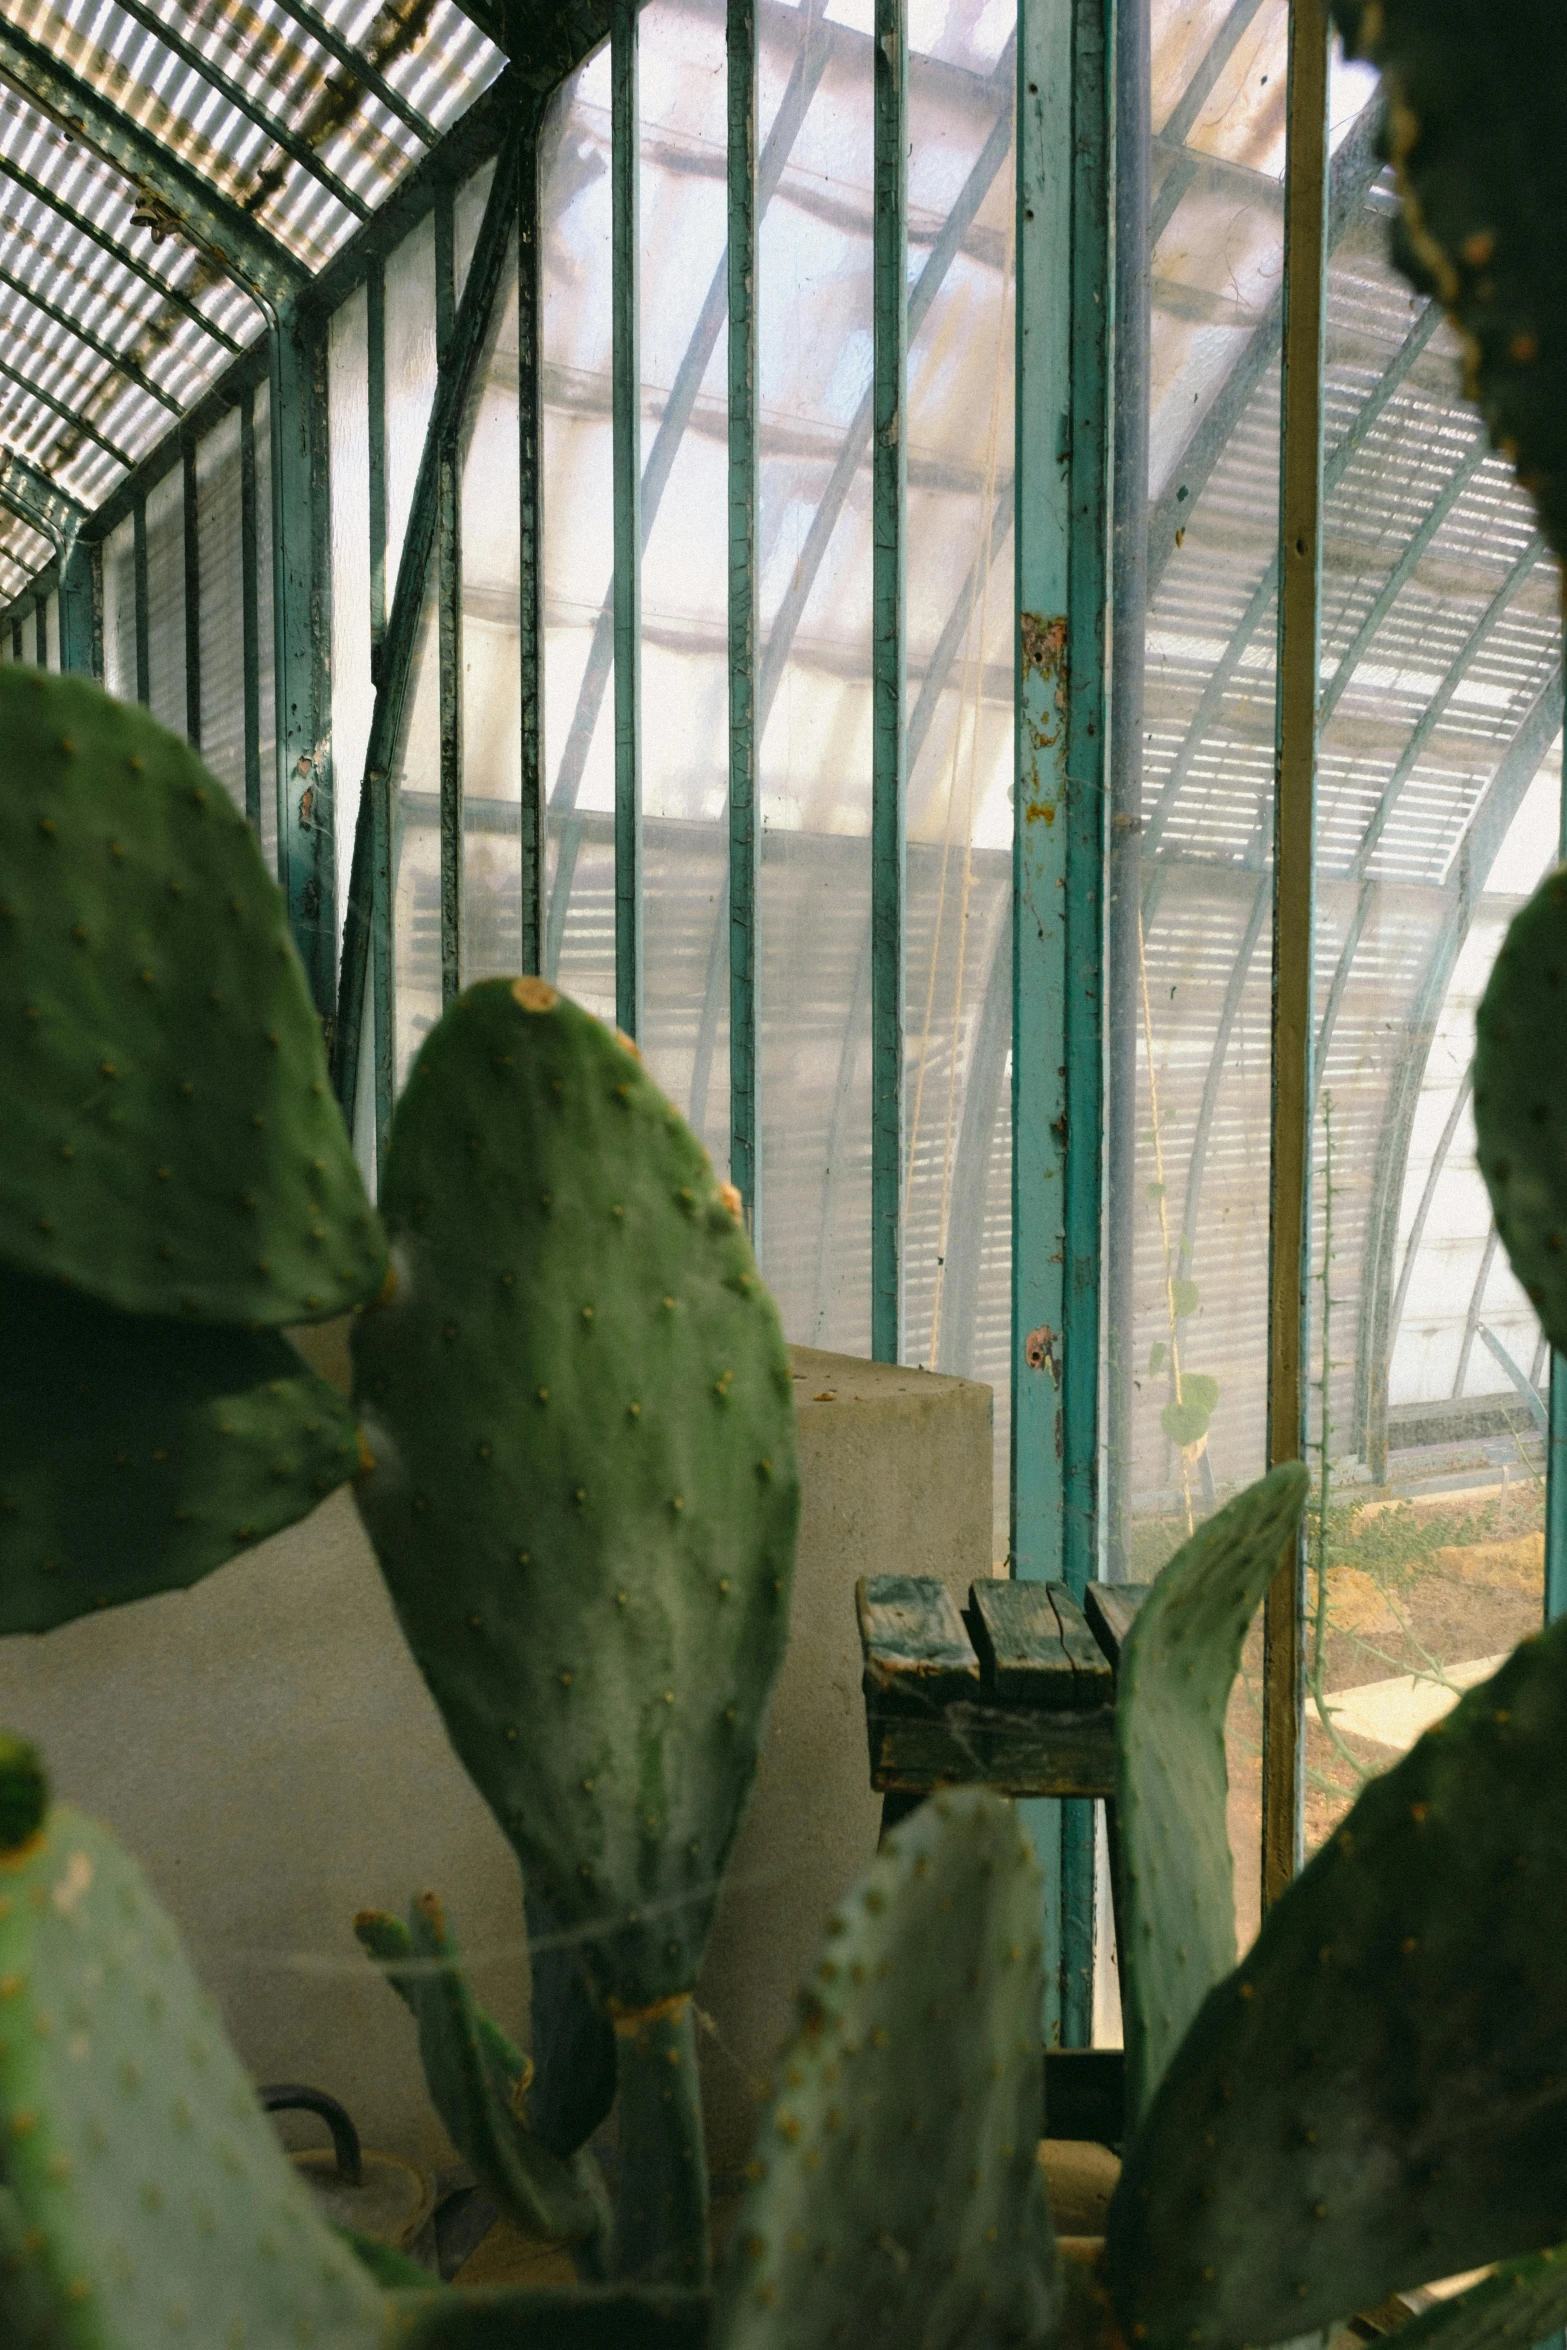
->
xmin=0 ymin=1339 xmax=993 ymax=2180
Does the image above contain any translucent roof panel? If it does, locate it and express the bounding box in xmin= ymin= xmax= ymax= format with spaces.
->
xmin=0 ymin=0 xmax=503 ymax=584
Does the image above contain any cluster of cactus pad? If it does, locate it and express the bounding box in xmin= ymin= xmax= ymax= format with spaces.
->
xmin=12 ymin=19 xmax=1567 ymax=2319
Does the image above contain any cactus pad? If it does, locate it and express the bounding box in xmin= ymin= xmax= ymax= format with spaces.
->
xmin=354 ymin=1895 xmax=607 ymax=2251
xmin=352 ymin=979 xmax=799 ymax=2007
xmin=0 ymin=1261 xmax=360 ymax=1634
xmin=711 ymin=1787 xmax=1061 ymax=2350
xmin=0 ymin=1753 xmax=384 ymax=2349
xmin=1386 ymin=2245 xmax=1567 ymax=2350
xmin=1474 ymin=871 xmax=1567 ymax=1350
xmin=1329 ymin=5 xmax=1567 ymax=558
xmin=0 ymin=667 xmax=384 ymax=1324
xmin=1108 ymin=1617 xmax=1567 ymax=2350
xmin=522 ymin=1889 xmax=616 ymax=2165
xmin=1115 ymin=1461 xmax=1308 ymax=2130
xmin=386 ymin=2284 xmax=712 ymax=2349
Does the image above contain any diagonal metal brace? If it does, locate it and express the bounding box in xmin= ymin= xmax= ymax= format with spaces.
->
xmin=331 ymin=97 xmax=532 ymax=1124
xmin=0 ymin=15 xmax=304 ymax=310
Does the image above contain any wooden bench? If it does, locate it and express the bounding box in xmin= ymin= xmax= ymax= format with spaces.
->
xmin=856 ymin=1572 xmax=1151 ymax=2146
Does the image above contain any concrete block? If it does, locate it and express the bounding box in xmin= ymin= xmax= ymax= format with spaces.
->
xmin=0 ymin=1338 xmax=993 ymax=2184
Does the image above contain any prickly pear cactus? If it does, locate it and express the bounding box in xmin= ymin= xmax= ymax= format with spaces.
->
xmin=1107 ymin=1615 xmax=1567 ymax=2350
xmin=351 ymin=979 xmax=799 ymax=2008
xmin=1473 ymin=870 xmax=1567 ymax=1349
xmin=711 ymin=1787 xmax=1063 ymax=2350
xmin=0 ymin=1261 xmax=361 ymax=1633
xmin=354 ymin=1894 xmax=608 ymax=2257
xmin=1115 ymin=1460 xmax=1308 ymax=2130
xmin=0 ymin=667 xmax=385 ymax=1325
xmin=1329 ymin=4 xmax=1567 ymax=558
xmin=0 ymin=1734 xmax=383 ymax=2349
xmin=385 ymin=2283 xmax=712 ymax=2349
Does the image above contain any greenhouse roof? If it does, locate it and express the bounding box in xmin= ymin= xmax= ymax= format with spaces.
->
xmin=0 ymin=0 xmax=504 ymax=594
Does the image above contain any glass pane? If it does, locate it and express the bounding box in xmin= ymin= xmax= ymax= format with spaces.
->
xmin=102 ymin=514 xmax=135 ymax=701
xmin=144 ymin=465 xmax=186 ymax=739
xmin=1304 ymin=204 xmax=1559 ymax=1850
xmin=461 ymin=225 xmax=523 ymax=988
xmin=330 ymin=284 xmax=373 ymax=943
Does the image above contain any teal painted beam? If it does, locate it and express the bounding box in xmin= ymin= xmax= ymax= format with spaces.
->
xmin=0 ymin=258 xmax=181 ymax=418
xmin=269 ymin=0 xmax=438 ymax=144
xmin=367 ymin=259 xmax=388 ymax=664
xmin=332 ymin=122 xmax=526 ymax=1140
xmin=0 ymin=156 xmax=241 ymax=356
xmin=1549 ymin=676 xmax=1567 ymax=1632
xmin=0 ymin=350 xmax=135 ymax=470
xmin=0 ymin=15 xmax=303 ymax=310
xmin=0 ymin=449 xmax=83 ymax=563
xmin=612 ymin=0 xmax=643 ymax=1042
xmin=436 ymin=190 xmax=463 ymax=1009
xmin=1013 ymin=0 xmax=1112 ymax=2051
xmin=57 ymin=541 xmax=96 ymax=676
xmin=728 ymin=0 xmax=760 ymax=1227
xmin=871 ymin=0 xmax=907 ymax=1365
xmin=519 ymin=124 xmax=544 ymax=976
xmin=239 ymin=388 xmax=263 ymax=835
xmin=268 ymin=309 xmax=335 ymax=1022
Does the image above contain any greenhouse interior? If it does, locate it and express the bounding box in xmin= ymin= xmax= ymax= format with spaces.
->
xmin=0 ymin=0 xmax=1563 ymax=2316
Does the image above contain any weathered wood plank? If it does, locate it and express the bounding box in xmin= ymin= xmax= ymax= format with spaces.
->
xmin=1047 ymin=1582 xmax=1115 ymax=1705
xmin=865 ymin=1699 xmax=1116 ymax=1798
xmin=1083 ymin=1580 xmax=1153 ymax=1668
xmin=968 ymin=1578 xmax=1077 ymax=1707
xmin=856 ymin=1574 xmax=980 ymax=1708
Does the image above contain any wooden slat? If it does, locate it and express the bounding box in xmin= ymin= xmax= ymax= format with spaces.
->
xmin=865 ymin=1699 xmax=1116 ymax=1798
xmin=1083 ymin=1580 xmax=1153 ymax=1667
xmin=1047 ymin=1582 xmax=1115 ymax=1704
xmin=856 ymin=1575 xmax=980 ymax=1708
xmin=969 ymin=1578 xmax=1076 ymax=1706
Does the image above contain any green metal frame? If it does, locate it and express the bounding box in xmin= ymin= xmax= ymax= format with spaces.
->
xmin=270 ymin=0 xmax=439 ymax=145
xmin=871 ymin=0 xmax=908 ymax=1364
xmin=611 ymin=0 xmax=643 ymax=1043
xmin=0 ymin=155 xmax=243 ymax=353
xmin=1013 ymin=0 xmax=1111 ymax=2046
xmin=269 ymin=308 xmax=335 ymax=1022
xmin=0 ymin=259 xmax=181 ymax=418
xmin=728 ymin=0 xmax=760 ymax=1228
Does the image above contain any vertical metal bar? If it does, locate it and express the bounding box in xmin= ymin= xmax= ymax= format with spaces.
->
xmin=58 ymin=540 xmax=95 ymax=675
xmin=871 ymin=0 xmax=908 ymax=1365
xmin=132 ymin=496 xmax=150 ymax=705
xmin=240 ymin=388 xmax=263 ymax=834
xmin=1015 ymin=0 xmax=1073 ymax=2052
xmin=1263 ymin=0 xmax=1329 ymax=1915
xmin=519 ymin=124 xmax=545 ymax=978
xmin=729 ymin=0 xmax=760 ymax=1229
xmin=612 ymin=0 xmax=643 ymax=1043
xmin=1107 ymin=0 xmax=1150 ymax=1583
xmin=269 ymin=311 xmax=336 ymax=1021
xmin=1547 ymin=635 xmax=1567 ymax=1629
xmin=368 ymin=258 xmax=388 ymax=670
xmin=33 ymin=596 xmax=45 ymax=668
xmin=436 ymin=188 xmax=462 ymax=1008
xmin=1058 ymin=0 xmax=1112 ymax=2052
xmin=182 ymin=432 xmax=202 ymax=750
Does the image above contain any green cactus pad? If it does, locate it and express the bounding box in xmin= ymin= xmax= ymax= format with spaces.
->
xmin=1330 ymin=4 xmax=1567 ymax=561
xmin=1387 ymin=2245 xmax=1567 ymax=2350
xmin=0 ymin=1261 xmax=360 ymax=1634
xmin=1108 ymin=1616 xmax=1567 ymax=2350
xmin=354 ymin=1896 xmax=607 ymax=2252
xmin=351 ymin=979 xmax=799 ymax=2007
xmin=387 ymin=2284 xmax=712 ymax=2349
xmin=0 ymin=1782 xmax=383 ymax=2349
xmin=0 ymin=667 xmax=384 ymax=1324
xmin=1116 ymin=1461 xmax=1309 ymax=2130
xmin=1474 ymin=871 xmax=1567 ymax=1350
xmin=711 ymin=1787 xmax=1061 ymax=2350
xmin=523 ymin=1889 xmax=616 ymax=2164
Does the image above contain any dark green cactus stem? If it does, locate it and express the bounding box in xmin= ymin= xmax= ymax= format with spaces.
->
xmin=0 ymin=1731 xmax=46 ymax=1851
xmin=1115 ymin=1461 xmax=1309 ymax=2130
xmin=712 ymin=1787 xmax=1062 ymax=2350
xmin=0 ymin=666 xmax=385 ymax=1325
xmin=1474 ymin=871 xmax=1567 ymax=1349
xmin=523 ymin=1887 xmax=617 ymax=2166
xmin=609 ymin=2000 xmax=709 ymax=2288
xmin=354 ymin=1896 xmax=609 ymax=2264
xmin=385 ymin=2283 xmax=712 ymax=2349
xmin=0 ymin=1260 xmax=362 ymax=1633
xmin=1107 ymin=1614 xmax=1567 ymax=2350
xmin=1329 ymin=4 xmax=1567 ymax=561
xmin=0 ymin=1750 xmax=384 ymax=2349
